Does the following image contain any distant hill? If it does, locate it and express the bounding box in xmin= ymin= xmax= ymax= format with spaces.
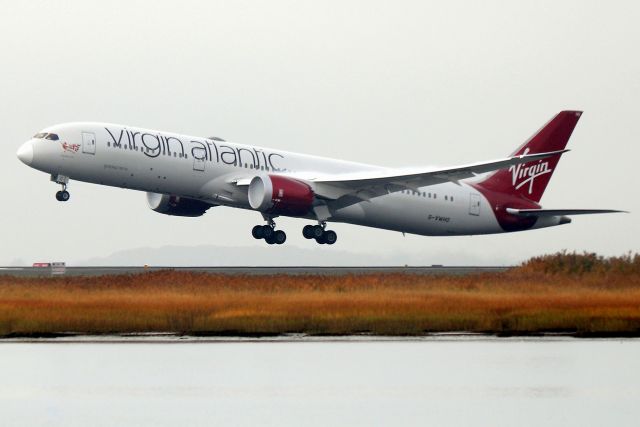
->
xmin=75 ymin=244 xmax=499 ymax=267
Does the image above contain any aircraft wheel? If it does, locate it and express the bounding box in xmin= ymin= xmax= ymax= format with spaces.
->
xmin=265 ymin=235 xmax=277 ymax=245
xmin=311 ymin=225 xmax=324 ymax=239
xmin=262 ymin=225 xmax=274 ymax=239
xmin=315 ymin=235 xmax=326 ymax=244
xmin=274 ymin=230 xmax=287 ymax=245
xmin=56 ymin=190 xmax=70 ymax=202
xmin=252 ymin=225 xmax=264 ymax=239
xmin=323 ymin=230 xmax=337 ymax=245
xmin=302 ymin=225 xmax=315 ymax=239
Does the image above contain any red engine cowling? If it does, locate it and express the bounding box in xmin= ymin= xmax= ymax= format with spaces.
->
xmin=248 ymin=175 xmax=314 ymax=217
xmin=147 ymin=192 xmax=214 ymax=217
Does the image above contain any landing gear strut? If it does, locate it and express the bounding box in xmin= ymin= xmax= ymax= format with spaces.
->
xmin=303 ymin=222 xmax=337 ymax=245
xmin=52 ymin=174 xmax=70 ymax=202
xmin=251 ymin=218 xmax=286 ymax=245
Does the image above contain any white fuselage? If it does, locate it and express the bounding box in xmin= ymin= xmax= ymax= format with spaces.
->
xmin=17 ymin=122 xmax=563 ymax=237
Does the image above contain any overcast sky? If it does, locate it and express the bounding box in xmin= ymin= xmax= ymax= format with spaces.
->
xmin=1 ymin=0 xmax=637 ymax=266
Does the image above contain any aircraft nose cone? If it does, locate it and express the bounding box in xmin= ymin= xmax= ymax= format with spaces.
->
xmin=17 ymin=141 xmax=34 ymax=165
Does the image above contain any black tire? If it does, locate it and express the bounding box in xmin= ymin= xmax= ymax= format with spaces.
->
xmin=60 ymin=191 xmax=70 ymax=202
xmin=323 ymin=230 xmax=337 ymax=245
xmin=302 ymin=225 xmax=314 ymax=239
xmin=252 ymin=225 xmax=264 ymax=239
xmin=265 ymin=235 xmax=276 ymax=245
xmin=262 ymin=225 xmax=274 ymax=239
xmin=274 ymin=230 xmax=286 ymax=245
xmin=55 ymin=191 xmax=63 ymax=201
xmin=311 ymin=225 xmax=324 ymax=239
xmin=315 ymin=235 xmax=326 ymax=244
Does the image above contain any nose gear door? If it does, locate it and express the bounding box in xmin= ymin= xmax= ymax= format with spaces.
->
xmin=82 ymin=132 xmax=96 ymax=154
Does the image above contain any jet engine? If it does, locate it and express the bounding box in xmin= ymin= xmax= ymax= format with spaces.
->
xmin=146 ymin=192 xmax=214 ymax=217
xmin=248 ymin=175 xmax=314 ymax=216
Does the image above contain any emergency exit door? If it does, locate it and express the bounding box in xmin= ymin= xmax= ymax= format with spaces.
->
xmin=193 ymin=155 xmax=205 ymax=171
xmin=469 ymin=193 xmax=481 ymax=216
xmin=82 ymin=132 xmax=96 ymax=154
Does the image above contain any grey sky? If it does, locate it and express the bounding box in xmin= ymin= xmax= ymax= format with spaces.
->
xmin=1 ymin=1 xmax=637 ymax=265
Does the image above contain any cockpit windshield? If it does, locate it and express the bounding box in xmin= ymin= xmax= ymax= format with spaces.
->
xmin=33 ymin=133 xmax=59 ymax=140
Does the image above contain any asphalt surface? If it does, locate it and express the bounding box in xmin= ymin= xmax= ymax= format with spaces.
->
xmin=0 ymin=266 xmax=510 ymax=277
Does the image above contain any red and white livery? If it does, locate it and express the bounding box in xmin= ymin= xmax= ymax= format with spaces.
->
xmin=16 ymin=111 xmax=624 ymax=245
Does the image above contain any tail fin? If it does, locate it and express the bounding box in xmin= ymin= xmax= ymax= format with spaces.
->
xmin=476 ymin=110 xmax=582 ymax=203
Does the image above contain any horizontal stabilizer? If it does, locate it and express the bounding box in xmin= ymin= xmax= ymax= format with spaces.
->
xmin=506 ymin=208 xmax=627 ymax=217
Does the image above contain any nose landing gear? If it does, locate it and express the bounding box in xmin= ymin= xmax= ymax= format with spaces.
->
xmin=303 ymin=222 xmax=337 ymax=245
xmin=51 ymin=174 xmax=70 ymax=202
xmin=251 ymin=219 xmax=286 ymax=245
xmin=55 ymin=189 xmax=70 ymax=202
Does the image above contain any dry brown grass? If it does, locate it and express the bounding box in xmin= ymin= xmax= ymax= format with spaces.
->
xmin=1 ymin=252 xmax=639 ymax=337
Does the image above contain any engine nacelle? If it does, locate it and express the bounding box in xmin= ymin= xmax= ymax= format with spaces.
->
xmin=146 ymin=193 xmax=213 ymax=217
xmin=248 ymin=175 xmax=314 ymax=217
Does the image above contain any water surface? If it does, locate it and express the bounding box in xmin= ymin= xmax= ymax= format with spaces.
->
xmin=1 ymin=337 xmax=638 ymax=426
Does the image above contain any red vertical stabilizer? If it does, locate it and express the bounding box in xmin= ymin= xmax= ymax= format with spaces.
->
xmin=474 ymin=110 xmax=582 ymax=203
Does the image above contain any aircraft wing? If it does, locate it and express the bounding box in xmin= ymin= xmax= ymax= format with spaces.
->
xmin=506 ymin=208 xmax=627 ymax=217
xmin=308 ymin=149 xmax=568 ymax=203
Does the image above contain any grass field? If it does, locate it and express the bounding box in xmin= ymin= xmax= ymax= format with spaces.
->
xmin=1 ymin=252 xmax=639 ymax=337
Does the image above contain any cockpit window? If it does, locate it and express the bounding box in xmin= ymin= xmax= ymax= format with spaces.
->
xmin=33 ymin=132 xmax=59 ymax=140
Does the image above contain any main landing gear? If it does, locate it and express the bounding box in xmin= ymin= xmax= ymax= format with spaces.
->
xmin=303 ymin=222 xmax=337 ymax=245
xmin=252 ymin=219 xmax=287 ymax=245
xmin=250 ymin=218 xmax=337 ymax=246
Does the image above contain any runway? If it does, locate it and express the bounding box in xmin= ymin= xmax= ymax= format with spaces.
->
xmin=0 ymin=266 xmax=510 ymax=277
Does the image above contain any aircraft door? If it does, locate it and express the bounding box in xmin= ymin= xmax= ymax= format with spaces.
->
xmin=193 ymin=155 xmax=205 ymax=171
xmin=82 ymin=132 xmax=96 ymax=154
xmin=469 ymin=193 xmax=481 ymax=216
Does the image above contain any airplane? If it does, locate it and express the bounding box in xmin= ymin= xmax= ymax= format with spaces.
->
xmin=16 ymin=110 xmax=624 ymax=245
